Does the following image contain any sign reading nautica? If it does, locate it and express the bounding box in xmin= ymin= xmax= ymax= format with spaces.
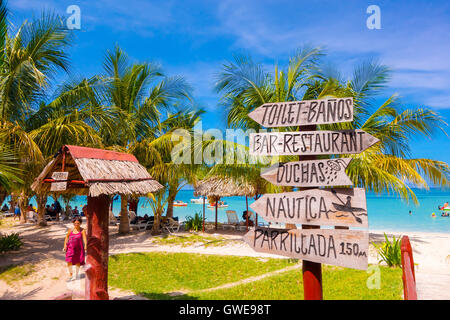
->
xmin=250 ymin=188 xmax=368 ymax=227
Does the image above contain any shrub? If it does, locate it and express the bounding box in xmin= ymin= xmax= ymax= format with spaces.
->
xmin=0 ymin=233 xmax=23 ymax=253
xmin=372 ymin=233 xmax=401 ymax=267
xmin=184 ymin=212 xmax=203 ymax=232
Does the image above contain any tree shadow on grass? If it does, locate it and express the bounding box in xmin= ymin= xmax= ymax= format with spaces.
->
xmin=139 ymin=291 xmax=199 ymax=300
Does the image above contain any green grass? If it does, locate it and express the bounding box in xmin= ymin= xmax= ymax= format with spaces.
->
xmin=0 ymin=264 xmax=36 ymax=285
xmin=191 ymin=265 xmax=403 ymax=300
xmin=151 ymin=234 xmax=236 ymax=247
xmin=109 ymin=252 xmax=403 ymax=300
xmin=108 ymin=252 xmax=296 ymax=299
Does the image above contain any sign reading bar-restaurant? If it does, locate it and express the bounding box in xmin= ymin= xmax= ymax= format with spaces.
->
xmin=243 ymin=227 xmax=369 ymax=270
xmin=249 ymin=129 xmax=379 ymax=156
xmin=250 ymin=188 xmax=368 ymax=227
xmin=248 ymin=97 xmax=354 ymax=127
xmin=50 ymin=171 xmax=69 ymax=191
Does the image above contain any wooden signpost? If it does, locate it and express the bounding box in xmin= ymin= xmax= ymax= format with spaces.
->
xmin=249 ymin=129 xmax=379 ymax=156
xmin=246 ymin=97 xmax=377 ymax=299
xmin=260 ymin=158 xmax=353 ymax=187
xmin=250 ymin=188 xmax=368 ymax=227
xmin=243 ymin=228 xmax=369 ymax=270
xmin=248 ymin=97 xmax=354 ymax=127
xmin=50 ymin=171 xmax=68 ymax=192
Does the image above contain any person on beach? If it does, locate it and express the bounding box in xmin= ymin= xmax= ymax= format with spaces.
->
xmin=63 ymin=217 xmax=87 ymax=281
xmin=409 ymin=210 xmax=412 ymax=215
xmin=54 ymin=199 xmax=62 ymax=221
xmin=73 ymin=206 xmax=79 ymax=216
xmin=82 ymin=204 xmax=87 ymax=217
xmin=13 ymin=205 xmax=20 ymax=220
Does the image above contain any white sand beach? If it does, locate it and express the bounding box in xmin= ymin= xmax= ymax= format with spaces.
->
xmin=0 ymin=219 xmax=448 ymax=300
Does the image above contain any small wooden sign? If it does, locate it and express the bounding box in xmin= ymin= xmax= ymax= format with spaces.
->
xmin=52 ymin=171 xmax=69 ymax=181
xmin=243 ymin=227 xmax=368 ymax=270
xmin=248 ymin=97 xmax=353 ymax=127
xmin=50 ymin=181 xmax=67 ymax=191
xmin=260 ymin=158 xmax=352 ymax=187
xmin=250 ymin=188 xmax=368 ymax=227
xmin=249 ymin=129 xmax=379 ymax=156
xmin=50 ymin=171 xmax=68 ymax=191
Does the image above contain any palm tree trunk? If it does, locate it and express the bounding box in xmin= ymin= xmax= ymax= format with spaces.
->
xmin=18 ymin=191 xmax=28 ymax=224
xmin=165 ymin=186 xmax=177 ymax=218
xmin=118 ymin=195 xmax=130 ymax=234
xmin=152 ymin=209 xmax=162 ymax=235
xmin=36 ymin=193 xmax=47 ymax=226
xmin=0 ymin=189 xmax=7 ymax=209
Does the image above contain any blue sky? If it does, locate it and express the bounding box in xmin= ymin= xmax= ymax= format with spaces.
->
xmin=9 ymin=0 xmax=450 ymax=165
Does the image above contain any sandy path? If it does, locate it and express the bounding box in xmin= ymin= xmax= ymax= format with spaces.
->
xmin=0 ymin=220 xmax=448 ymax=300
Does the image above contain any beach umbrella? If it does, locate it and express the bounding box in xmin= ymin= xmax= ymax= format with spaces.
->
xmin=194 ymin=176 xmax=256 ymax=230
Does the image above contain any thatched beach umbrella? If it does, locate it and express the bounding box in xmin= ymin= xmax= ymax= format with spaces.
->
xmin=194 ymin=176 xmax=256 ymax=231
xmin=32 ymin=145 xmax=163 ymax=300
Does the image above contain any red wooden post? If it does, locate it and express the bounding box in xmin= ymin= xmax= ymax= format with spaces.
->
xmin=299 ymin=124 xmax=323 ymax=300
xmin=401 ymin=236 xmax=417 ymax=300
xmin=85 ymin=195 xmax=110 ymax=300
xmin=302 ymin=225 xmax=323 ymax=300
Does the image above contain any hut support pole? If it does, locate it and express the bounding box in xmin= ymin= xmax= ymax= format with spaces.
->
xmin=85 ymin=195 xmax=110 ymax=300
xmin=202 ymin=196 xmax=205 ymax=232
xmin=215 ymin=197 xmax=218 ymax=230
xmin=245 ymin=196 xmax=249 ymax=232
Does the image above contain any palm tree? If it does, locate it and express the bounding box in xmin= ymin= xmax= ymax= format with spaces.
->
xmin=215 ymin=52 xmax=450 ymax=202
xmin=313 ymin=60 xmax=449 ymax=202
xmin=97 ymin=46 xmax=193 ymax=234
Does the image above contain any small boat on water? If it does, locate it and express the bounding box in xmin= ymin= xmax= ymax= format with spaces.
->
xmin=173 ymin=200 xmax=188 ymax=207
xmin=190 ymin=198 xmax=204 ymax=204
xmin=207 ymin=201 xmax=229 ymax=209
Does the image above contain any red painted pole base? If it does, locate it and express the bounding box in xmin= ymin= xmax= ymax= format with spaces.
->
xmin=85 ymin=195 xmax=110 ymax=300
xmin=302 ymin=224 xmax=323 ymax=300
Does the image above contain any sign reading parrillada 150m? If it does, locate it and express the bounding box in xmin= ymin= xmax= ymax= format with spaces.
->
xmin=248 ymin=97 xmax=353 ymax=127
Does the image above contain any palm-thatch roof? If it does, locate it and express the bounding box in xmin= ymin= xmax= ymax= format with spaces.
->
xmin=194 ymin=176 xmax=256 ymax=198
xmin=31 ymin=145 xmax=163 ymax=197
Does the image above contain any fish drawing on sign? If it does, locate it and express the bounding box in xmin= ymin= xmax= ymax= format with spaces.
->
xmin=331 ymin=189 xmax=367 ymax=224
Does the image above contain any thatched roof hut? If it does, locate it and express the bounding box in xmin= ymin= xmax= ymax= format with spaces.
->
xmin=32 ymin=145 xmax=163 ymax=196
xmin=194 ymin=176 xmax=257 ymax=198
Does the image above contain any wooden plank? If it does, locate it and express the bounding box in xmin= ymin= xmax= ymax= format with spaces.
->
xmin=260 ymin=158 xmax=353 ymax=188
xmin=52 ymin=171 xmax=69 ymax=181
xmin=243 ymin=227 xmax=368 ymax=270
xmin=248 ymin=97 xmax=353 ymax=127
xmin=249 ymin=129 xmax=379 ymax=156
xmin=250 ymin=188 xmax=368 ymax=227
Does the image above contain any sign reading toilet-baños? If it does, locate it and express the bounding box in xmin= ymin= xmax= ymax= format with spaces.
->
xmin=246 ymin=97 xmax=375 ymax=272
xmin=248 ymin=97 xmax=354 ymax=127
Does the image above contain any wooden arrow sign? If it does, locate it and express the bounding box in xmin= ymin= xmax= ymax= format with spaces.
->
xmin=249 ymin=129 xmax=379 ymax=156
xmin=261 ymin=158 xmax=353 ymax=187
xmin=243 ymin=227 xmax=368 ymax=270
xmin=250 ymin=188 xmax=368 ymax=227
xmin=248 ymin=97 xmax=354 ymax=127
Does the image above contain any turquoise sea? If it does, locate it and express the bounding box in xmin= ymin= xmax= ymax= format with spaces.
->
xmin=6 ymin=188 xmax=450 ymax=234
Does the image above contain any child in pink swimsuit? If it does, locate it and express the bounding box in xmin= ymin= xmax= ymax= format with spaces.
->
xmin=64 ymin=217 xmax=87 ymax=280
